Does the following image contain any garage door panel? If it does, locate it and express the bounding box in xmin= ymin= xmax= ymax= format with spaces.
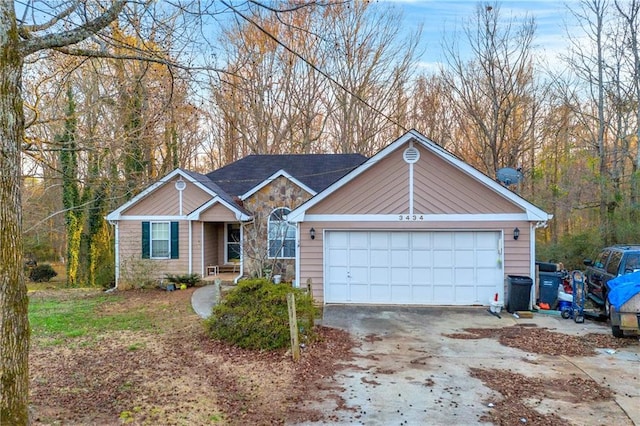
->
xmin=454 ymin=232 xmax=474 ymax=247
xmin=350 ymin=232 xmax=368 ymax=247
xmin=433 ymin=250 xmax=454 ymax=267
xmin=328 ymin=249 xmax=348 ymax=266
xmin=411 ymin=268 xmax=430 ymax=284
xmin=370 ymin=233 xmax=389 ymax=248
xmin=370 ymin=284 xmax=390 ymax=301
xmin=454 ymin=250 xmax=475 ymax=267
xmin=455 ymin=268 xmax=475 ymax=285
xmin=327 ymin=282 xmax=348 ymax=302
xmin=391 ymin=285 xmax=411 ymax=301
xmin=455 ymin=285 xmax=476 ymax=304
xmin=412 ymin=285 xmax=433 ymax=301
xmin=412 ymin=232 xmax=431 ymax=248
xmin=325 ymin=231 xmax=503 ymax=305
xmin=350 ymin=266 xmax=368 ymax=283
xmin=370 ymin=267 xmax=389 ymax=284
xmin=391 ymin=250 xmax=410 ymax=267
xmin=391 ymin=232 xmax=410 ymax=248
xmin=433 ymin=232 xmax=453 ymax=248
xmin=391 ymin=267 xmax=410 ymax=284
xmin=411 ymin=249 xmax=430 ymax=265
xmin=476 ymin=250 xmax=497 ymax=265
xmin=350 ymin=283 xmax=370 ymax=302
xmin=351 ymin=249 xmax=369 ymax=266
xmin=433 ymin=267 xmax=454 ymax=284
xmin=434 ymin=286 xmax=455 ymax=303
xmin=371 ymin=249 xmax=389 ymax=266
xmin=476 ymin=232 xmax=497 ymax=248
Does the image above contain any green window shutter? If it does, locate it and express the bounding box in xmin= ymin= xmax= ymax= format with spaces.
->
xmin=170 ymin=221 xmax=179 ymax=259
xmin=142 ymin=222 xmax=150 ymax=259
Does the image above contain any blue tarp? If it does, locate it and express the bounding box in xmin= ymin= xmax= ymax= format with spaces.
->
xmin=607 ymin=271 xmax=640 ymax=311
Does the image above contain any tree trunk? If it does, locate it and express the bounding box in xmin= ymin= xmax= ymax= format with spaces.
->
xmin=0 ymin=4 xmax=30 ymax=424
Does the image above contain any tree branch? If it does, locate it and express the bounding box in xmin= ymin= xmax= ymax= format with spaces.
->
xmin=18 ymin=0 xmax=79 ymax=36
xmin=19 ymin=1 xmax=127 ymax=56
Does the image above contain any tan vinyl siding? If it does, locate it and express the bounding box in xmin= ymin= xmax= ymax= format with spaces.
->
xmin=308 ymin=153 xmax=409 ymax=215
xmin=199 ymin=203 xmax=238 ymax=221
xmin=298 ymin=220 xmax=530 ymax=304
xmin=124 ymin=177 xmax=212 ymax=216
xmin=308 ymin=145 xmax=521 ymax=216
xmin=118 ymin=220 xmax=191 ymax=282
xmin=413 ymin=146 xmax=520 ymax=214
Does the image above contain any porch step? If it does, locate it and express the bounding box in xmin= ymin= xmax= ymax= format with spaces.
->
xmin=218 ymin=264 xmax=240 ymax=274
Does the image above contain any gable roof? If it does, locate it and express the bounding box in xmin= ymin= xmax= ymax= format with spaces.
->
xmin=106 ymin=168 xmax=251 ymax=221
xmin=205 ymin=154 xmax=367 ymax=197
xmin=288 ymin=130 xmax=553 ymax=223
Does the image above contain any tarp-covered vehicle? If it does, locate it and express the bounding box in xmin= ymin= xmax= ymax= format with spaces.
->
xmin=606 ymin=271 xmax=640 ymax=337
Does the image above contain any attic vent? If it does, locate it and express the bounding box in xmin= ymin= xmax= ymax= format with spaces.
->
xmin=403 ymin=147 xmax=420 ymax=164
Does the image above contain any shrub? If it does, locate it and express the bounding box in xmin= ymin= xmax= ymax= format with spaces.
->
xmin=29 ymin=264 xmax=58 ymax=282
xmin=205 ymin=278 xmax=317 ymax=350
xmin=119 ymin=257 xmax=158 ymax=289
xmin=165 ymin=273 xmax=201 ymax=288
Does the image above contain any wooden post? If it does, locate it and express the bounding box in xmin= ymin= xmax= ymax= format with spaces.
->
xmin=287 ymin=292 xmax=300 ymax=362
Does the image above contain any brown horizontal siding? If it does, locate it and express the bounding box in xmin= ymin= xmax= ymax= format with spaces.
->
xmin=412 ymin=146 xmax=521 ymax=214
xmin=124 ymin=177 xmax=212 ymax=216
xmin=199 ymin=203 xmax=237 ymax=221
xmin=118 ymin=220 xmax=192 ymax=284
xmin=299 ymin=220 xmax=532 ymax=304
xmin=308 ymin=151 xmax=409 ymax=215
xmin=183 ymin=182 xmax=214 ymax=213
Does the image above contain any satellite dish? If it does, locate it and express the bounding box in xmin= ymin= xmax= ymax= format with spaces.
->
xmin=496 ymin=167 xmax=523 ymax=186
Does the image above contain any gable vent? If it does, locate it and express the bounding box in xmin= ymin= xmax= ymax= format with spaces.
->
xmin=403 ymin=147 xmax=420 ymax=164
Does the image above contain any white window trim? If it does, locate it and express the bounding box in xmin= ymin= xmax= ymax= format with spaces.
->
xmin=268 ymin=207 xmax=295 ymax=259
xmin=150 ymin=221 xmax=171 ymax=259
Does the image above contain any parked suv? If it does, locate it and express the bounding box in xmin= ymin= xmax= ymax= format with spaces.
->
xmin=584 ymin=245 xmax=640 ymax=307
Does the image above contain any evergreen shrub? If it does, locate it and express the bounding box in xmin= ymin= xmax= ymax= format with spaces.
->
xmin=205 ymin=278 xmax=317 ymax=350
xmin=29 ymin=264 xmax=58 ymax=282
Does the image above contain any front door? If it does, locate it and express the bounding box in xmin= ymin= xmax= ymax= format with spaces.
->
xmin=226 ymin=223 xmax=241 ymax=263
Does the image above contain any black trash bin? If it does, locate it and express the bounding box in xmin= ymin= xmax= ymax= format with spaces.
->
xmin=507 ymin=275 xmax=533 ymax=313
xmin=538 ymin=271 xmax=561 ymax=308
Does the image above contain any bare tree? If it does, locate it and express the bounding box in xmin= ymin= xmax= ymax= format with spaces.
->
xmin=0 ymin=2 xmax=127 ymax=422
xmin=440 ymin=2 xmax=539 ymax=176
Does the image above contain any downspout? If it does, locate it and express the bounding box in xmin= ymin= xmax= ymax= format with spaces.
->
xmin=234 ymin=222 xmax=246 ymax=284
xmin=201 ymin=222 xmax=205 ymax=277
xmin=107 ymin=220 xmax=119 ymax=292
xmin=529 ymin=222 xmax=536 ymax=310
xmin=188 ymin=220 xmax=193 ymax=274
xmin=294 ymin=223 xmax=301 ymax=288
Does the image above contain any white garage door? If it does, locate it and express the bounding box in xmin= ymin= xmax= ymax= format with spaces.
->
xmin=325 ymin=231 xmax=503 ymax=305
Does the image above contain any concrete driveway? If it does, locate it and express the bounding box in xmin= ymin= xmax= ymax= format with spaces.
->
xmin=299 ymin=306 xmax=640 ymax=425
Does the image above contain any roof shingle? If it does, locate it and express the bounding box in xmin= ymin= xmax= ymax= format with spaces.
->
xmin=205 ymin=154 xmax=367 ymax=197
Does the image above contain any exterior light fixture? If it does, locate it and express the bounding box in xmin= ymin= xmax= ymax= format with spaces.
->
xmin=513 ymin=227 xmax=520 ymax=240
xmin=310 ymin=228 xmax=316 ymax=240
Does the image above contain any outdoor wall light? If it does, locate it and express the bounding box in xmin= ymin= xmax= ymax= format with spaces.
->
xmin=513 ymin=227 xmax=520 ymax=240
xmin=310 ymin=228 xmax=316 ymax=240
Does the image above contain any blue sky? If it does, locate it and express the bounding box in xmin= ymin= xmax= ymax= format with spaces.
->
xmin=392 ymin=1 xmax=574 ymax=71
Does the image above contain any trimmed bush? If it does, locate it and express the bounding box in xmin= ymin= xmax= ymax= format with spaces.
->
xmin=205 ymin=278 xmax=317 ymax=350
xmin=29 ymin=264 xmax=58 ymax=282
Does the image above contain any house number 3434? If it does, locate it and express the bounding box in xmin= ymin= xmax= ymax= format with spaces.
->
xmin=398 ymin=215 xmax=424 ymax=221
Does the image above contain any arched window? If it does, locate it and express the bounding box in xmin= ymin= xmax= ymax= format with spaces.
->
xmin=268 ymin=207 xmax=295 ymax=258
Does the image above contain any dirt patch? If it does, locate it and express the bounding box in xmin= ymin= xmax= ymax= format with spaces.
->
xmin=444 ymin=324 xmax=637 ymax=356
xmin=470 ymin=368 xmax=613 ymax=426
xmin=446 ymin=324 xmax=636 ymax=425
xmin=29 ymin=288 xmax=357 ymax=425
